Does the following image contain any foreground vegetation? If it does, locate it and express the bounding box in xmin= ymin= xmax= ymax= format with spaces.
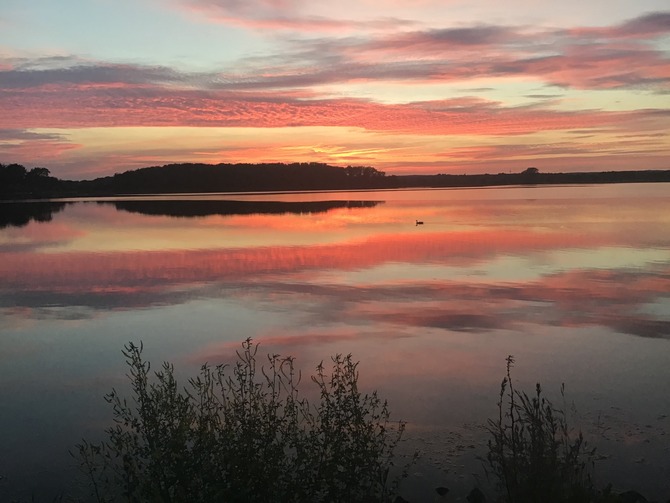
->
xmin=68 ymin=341 xmax=667 ymax=503
xmin=75 ymin=340 xmax=409 ymax=503
xmin=485 ymin=356 xmax=596 ymax=503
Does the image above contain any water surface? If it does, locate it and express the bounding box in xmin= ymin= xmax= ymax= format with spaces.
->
xmin=1 ymin=184 xmax=669 ymax=500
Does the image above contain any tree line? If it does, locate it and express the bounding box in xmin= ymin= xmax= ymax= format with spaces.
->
xmin=3 ymin=161 xmax=670 ymax=199
xmin=1 ymin=163 xmax=59 ymax=193
xmin=0 ymin=162 xmax=388 ymax=198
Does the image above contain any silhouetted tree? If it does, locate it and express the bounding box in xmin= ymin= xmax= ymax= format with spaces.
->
xmin=345 ymin=166 xmax=385 ymax=178
xmin=28 ymin=166 xmax=51 ymax=178
xmin=0 ymin=163 xmax=28 ymax=184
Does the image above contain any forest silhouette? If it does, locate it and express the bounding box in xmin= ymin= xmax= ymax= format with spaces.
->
xmin=2 ymin=161 xmax=670 ymax=199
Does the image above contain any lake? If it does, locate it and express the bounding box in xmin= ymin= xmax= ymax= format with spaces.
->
xmin=1 ymin=184 xmax=669 ymax=501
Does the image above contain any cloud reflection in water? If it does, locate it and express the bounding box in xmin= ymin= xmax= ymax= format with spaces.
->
xmin=1 ymin=187 xmax=669 ymax=499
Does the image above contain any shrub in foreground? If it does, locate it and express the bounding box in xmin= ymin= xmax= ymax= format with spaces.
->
xmin=485 ymin=356 xmax=597 ymax=503
xmin=76 ymin=339 xmax=408 ymax=503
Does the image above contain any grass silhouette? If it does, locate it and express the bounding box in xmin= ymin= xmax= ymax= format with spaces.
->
xmin=75 ymin=339 xmax=410 ymax=503
xmin=67 ymin=346 xmax=665 ymax=503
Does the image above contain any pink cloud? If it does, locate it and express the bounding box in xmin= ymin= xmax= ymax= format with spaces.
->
xmin=4 ymin=13 xmax=668 ymax=95
xmin=179 ymin=0 xmax=414 ymax=32
xmin=0 ymin=83 xmax=648 ymax=135
xmin=0 ymin=129 xmax=81 ymax=163
xmin=568 ymin=12 xmax=670 ymax=39
xmin=1 ymin=11 xmax=667 ymax=176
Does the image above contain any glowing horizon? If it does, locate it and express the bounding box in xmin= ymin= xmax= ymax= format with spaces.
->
xmin=1 ymin=1 xmax=668 ymax=179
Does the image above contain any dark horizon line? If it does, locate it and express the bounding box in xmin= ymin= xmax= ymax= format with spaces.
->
xmin=2 ymin=161 xmax=670 ymax=200
xmin=5 ymin=160 xmax=670 ymax=180
xmin=30 ymin=163 xmax=670 ymax=183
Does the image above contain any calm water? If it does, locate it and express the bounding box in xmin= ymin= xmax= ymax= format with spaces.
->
xmin=1 ymin=184 xmax=669 ymax=500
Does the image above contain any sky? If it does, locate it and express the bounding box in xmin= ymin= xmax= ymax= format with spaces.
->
xmin=1 ymin=0 xmax=669 ymax=180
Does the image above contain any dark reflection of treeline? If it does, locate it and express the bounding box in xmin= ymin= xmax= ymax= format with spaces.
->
xmin=107 ymin=199 xmax=382 ymax=218
xmin=0 ymin=201 xmax=69 ymax=228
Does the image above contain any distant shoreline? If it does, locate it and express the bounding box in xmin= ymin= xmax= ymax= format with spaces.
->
xmin=4 ymin=181 xmax=670 ymax=204
xmin=2 ymin=162 xmax=670 ymax=200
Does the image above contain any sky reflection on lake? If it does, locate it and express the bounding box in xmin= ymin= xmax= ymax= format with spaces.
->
xmin=1 ymin=184 xmax=669 ymax=501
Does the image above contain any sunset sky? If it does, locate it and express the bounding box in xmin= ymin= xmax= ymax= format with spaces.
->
xmin=1 ymin=0 xmax=669 ymax=179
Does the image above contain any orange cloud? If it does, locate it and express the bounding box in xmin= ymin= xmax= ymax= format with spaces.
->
xmin=0 ymin=85 xmax=645 ymax=135
xmin=2 ymin=10 xmax=668 ymax=178
xmin=0 ymin=129 xmax=81 ymax=161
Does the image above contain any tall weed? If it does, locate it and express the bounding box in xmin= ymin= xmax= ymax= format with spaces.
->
xmin=485 ymin=356 xmax=596 ymax=503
